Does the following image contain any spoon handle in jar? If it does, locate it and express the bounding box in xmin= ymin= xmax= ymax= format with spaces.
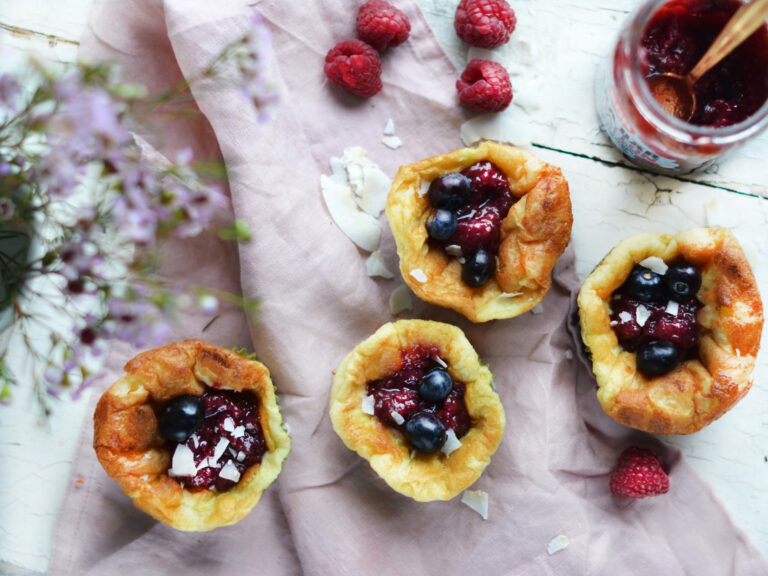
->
xmin=688 ymin=0 xmax=768 ymax=85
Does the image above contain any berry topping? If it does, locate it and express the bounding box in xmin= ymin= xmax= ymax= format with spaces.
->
xmin=356 ymin=0 xmax=411 ymax=52
xmin=426 ymin=209 xmax=458 ymax=241
xmin=367 ymin=345 xmax=472 ymax=446
xmin=168 ymin=389 xmax=267 ymax=492
xmin=428 ymin=172 xmax=472 ymax=210
xmin=610 ymin=447 xmax=670 ymax=499
xmin=419 ymin=368 xmax=453 ymax=403
xmin=456 ymin=59 xmax=513 ymax=112
xmin=454 ymin=0 xmax=517 ymax=49
xmin=159 ymin=395 xmax=204 ymax=442
xmin=434 ymin=385 xmax=471 ymax=437
xmin=324 ymin=39 xmax=382 ymax=98
xmin=460 ymin=161 xmax=510 ymax=201
xmin=372 ymin=387 xmax=420 ymax=427
xmin=462 ymin=248 xmax=496 ymax=288
xmin=450 ymin=211 xmax=501 ymax=254
xmin=636 ymin=340 xmax=679 ymax=377
xmin=623 ymin=266 xmax=666 ymax=302
xmin=644 ymin=301 xmax=699 ymax=349
xmin=405 ymin=412 xmax=447 ymax=454
xmin=665 ymin=261 xmax=702 ymax=301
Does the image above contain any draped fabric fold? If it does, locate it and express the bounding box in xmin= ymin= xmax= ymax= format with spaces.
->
xmin=48 ymin=1 xmax=767 ymax=574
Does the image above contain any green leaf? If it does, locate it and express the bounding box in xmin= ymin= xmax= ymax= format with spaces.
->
xmin=218 ymin=219 xmax=252 ymax=243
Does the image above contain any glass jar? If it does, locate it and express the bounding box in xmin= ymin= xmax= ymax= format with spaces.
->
xmin=595 ymin=0 xmax=768 ymax=175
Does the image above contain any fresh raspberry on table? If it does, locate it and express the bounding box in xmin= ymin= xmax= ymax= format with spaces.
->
xmin=357 ymin=0 xmax=411 ymax=52
xmin=456 ymin=58 xmax=513 ymax=112
xmin=324 ymin=39 xmax=383 ymax=98
xmin=610 ymin=447 xmax=670 ymax=499
xmin=454 ymin=0 xmax=517 ymax=49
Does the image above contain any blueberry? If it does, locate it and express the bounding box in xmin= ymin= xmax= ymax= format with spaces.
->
xmin=462 ymin=249 xmax=496 ymax=287
xmin=158 ymin=395 xmax=204 ymax=442
xmin=665 ymin=262 xmax=701 ymax=301
xmin=623 ymin=266 xmax=666 ymax=302
xmin=636 ymin=340 xmax=679 ymax=377
xmin=405 ymin=412 xmax=447 ymax=454
xmin=419 ymin=369 xmax=453 ymax=403
xmin=427 ymin=172 xmax=472 ymax=211
xmin=425 ymin=209 xmax=458 ymax=241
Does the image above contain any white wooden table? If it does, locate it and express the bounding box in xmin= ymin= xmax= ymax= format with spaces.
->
xmin=1 ymin=1 xmax=767 ymax=573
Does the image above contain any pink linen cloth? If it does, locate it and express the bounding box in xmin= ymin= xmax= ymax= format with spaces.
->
xmin=48 ymin=1 xmax=768 ymax=574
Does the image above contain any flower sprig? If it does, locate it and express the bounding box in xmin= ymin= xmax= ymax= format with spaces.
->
xmin=0 ymin=14 xmax=276 ymax=412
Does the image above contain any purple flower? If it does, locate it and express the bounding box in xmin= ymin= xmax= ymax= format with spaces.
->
xmin=238 ymin=13 xmax=279 ymax=120
xmin=107 ymin=287 xmax=173 ymax=348
xmin=0 ymin=197 xmax=15 ymax=221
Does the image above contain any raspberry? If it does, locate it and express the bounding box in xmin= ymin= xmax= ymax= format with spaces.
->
xmin=454 ymin=0 xmax=517 ymax=49
xmin=456 ymin=59 xmax=513 ymax=112
xmin=357 ymin=0 xmax=411 ymax=52
xmin=324 ymin=39 xmax=383 ymax=98
xmin=434 ymin=387 xmax=471 ymax=438
xmin=372 ymin=387 xmax=420 ymax=427
xmin=610 ymin=447 xmax=670 ymax=499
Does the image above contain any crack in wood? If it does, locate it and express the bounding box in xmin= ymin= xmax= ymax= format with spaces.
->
xmin=531 ymin=142 xmax=768 ymax=201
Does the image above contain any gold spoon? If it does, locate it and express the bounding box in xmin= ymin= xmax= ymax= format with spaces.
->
xmin=648 ymin=0 xmax=768 ymax=121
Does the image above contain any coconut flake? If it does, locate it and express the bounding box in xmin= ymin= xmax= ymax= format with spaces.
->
xmin=390 ymin=411 xmax=405 ymax=426
xmin=218 ymin=460 xmax=241 ymax=483
xmin=665 ymin=300 xmax=679 ymax=316
xmin=359 ymin=164 xmax=390 ymax=216
xmin=382 ymin=135 xmax=403 ymax=150
xmin=418 ymin=179 xmax=431 ymax=197
xmin=636 ymin=304 xmax=651 ymax=327
xmin=461 ymin=490 xmax=489 ymax=520
xmin=390 ymin=285 xmax=413 ymax=314
xmin=433 ymin=356 xmax=447 ymax=368
xmin=547 ymin=534 xmax=570 ymax=555
xmin=190 ymin=434 xmax=200 ymax=448
xmin=221 ymin=417 xmax=235 ymax=433
xmin=383 ymin=118 xmax=396 ymax=136
xmin=212 ymin=437 xmax=230 ymax=464
xmin=366 ymin=249 xmax=394 ymax=279
xmin=361 ymin=395 xmax=375 ymax=415
xmin=444 ymin=244 xmax=463 ymax=258
xmin=168 ymin=444 xmax=197 ymax=477
xmin=321 ymin=175 xmax=382 ymax=252
xmin=232 ymin=425 xmax=245 ymax=439
xmin=618 ymin=311 xmax=632 ymax=323
xmin=410 ymin=268 xmax=427 ymax=283
xmin=282 ymin=421 xmax=291 ymax=436
xmin=610 ymin=320 xmax=618 ymax=326
xmin=531 ymin=304 xmax=544 ymax=315
xmin=237 ymin=451 xmax=246 ymax=462
xmin=441 ymin=429 xmax=462 ymax=456
xmin=639 ymin=256 xmax=668 ymax=276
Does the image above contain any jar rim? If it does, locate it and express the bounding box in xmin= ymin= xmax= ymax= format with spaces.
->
xmin=626 ymin=0 xmax=768 ymax=146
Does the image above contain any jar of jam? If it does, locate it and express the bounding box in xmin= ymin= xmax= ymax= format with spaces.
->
xmin=596 ymin=0 xmax=768 ymax=174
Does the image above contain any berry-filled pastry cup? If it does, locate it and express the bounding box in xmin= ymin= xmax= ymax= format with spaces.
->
xmin=329 ymin=319 xmax=505 ymax=502
xmin=386 ymin=141 xmax=573 ymax=322
xmin=577 ymin=228 xmax=763 ymax=435
xmin=93 ymin=340 xmax=290 ymax=531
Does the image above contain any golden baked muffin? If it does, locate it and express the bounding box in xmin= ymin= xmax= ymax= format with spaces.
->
xmin=330 ymin=319 xmax=505 ymax=501
xmin=93 ymin=340 xmax=290 ymax=531
xmin=386 ymin=141 xmax=572 ymax=322
xmin=578 ymin=228 xmax=763 ymax=435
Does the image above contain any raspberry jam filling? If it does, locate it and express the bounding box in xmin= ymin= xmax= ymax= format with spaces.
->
xmin=425 ymin=161 xmax=516 ymax=288
xmin=366 ymin=344 xmax=471 ymax=452
xmin=166 ymin=389 xmax=267 ymax=492
xmin=641 ymin=0 xmax=768 ymax=127
xmin=610 ymin=260 xmax=703 ymax=376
